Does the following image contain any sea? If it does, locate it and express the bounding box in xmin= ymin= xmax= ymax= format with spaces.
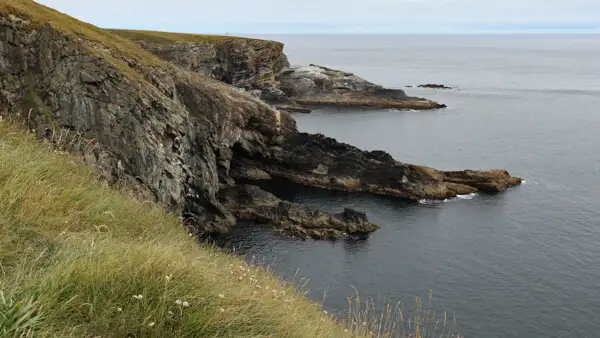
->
xmin=220 ymin=35 xmax=600 ymax=337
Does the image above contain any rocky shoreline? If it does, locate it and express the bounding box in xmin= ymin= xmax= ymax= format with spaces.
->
xmin=115 ymin=33 xmax=447 ymax=112
xmin=0 ymin=3 xmax=521 ymax=240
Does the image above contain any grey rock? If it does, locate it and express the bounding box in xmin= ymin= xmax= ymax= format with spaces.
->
xmin=218 ymin=184 xmax=379 ymax=239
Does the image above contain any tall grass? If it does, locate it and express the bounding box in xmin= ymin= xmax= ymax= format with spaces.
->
xmin=0 ymin=119 xmax=462 ymax=337
xmin=0 ymin=120 xmax=347 ymax=337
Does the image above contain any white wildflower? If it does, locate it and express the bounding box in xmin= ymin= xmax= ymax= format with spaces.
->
xmin=175 ymin=299 xmax=183 ymax=305
xmin=133 ymin=294 xmax=143 ymax=300
xmin=148 ymin=322 xmax=155 ymax=327
xmin=116 ymin=307 xmax=122 ymax=312
xmin=188 ymin=233 xmax=193 ymax=237
xmin=218 ymin=293 xmax=225 ymax=298
xmin=182 ymin=301 xmax=189 ymax=307
xmin=165 ymin=274 xmax=172 ymax=281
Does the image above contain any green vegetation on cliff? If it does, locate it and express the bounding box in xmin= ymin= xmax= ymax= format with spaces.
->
xmin=0 ymin=0 xmax=161 ymax=65
xmin=0 ymin=122 xmax=345 ymax=337
xmin=109 ymin=29 xmax=271 ymax=45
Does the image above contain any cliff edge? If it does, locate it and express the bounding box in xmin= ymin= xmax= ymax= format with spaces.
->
xmin=110 ymin=29 xmax=445 ymax=111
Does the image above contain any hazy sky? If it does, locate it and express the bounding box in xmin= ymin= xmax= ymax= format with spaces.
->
xmin=39 ymin=0 xmax=600 ymax=34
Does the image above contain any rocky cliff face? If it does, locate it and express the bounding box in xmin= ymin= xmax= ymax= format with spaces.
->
xmin=113 ymin=31 xmax=445 ymax=111
xmin=125 ymin=35 xmax=291 ymax=103
xmin=0 ymin=1 xmax=521 ymax=240
xmin=0 ymin=2 xmax=290 ymax=234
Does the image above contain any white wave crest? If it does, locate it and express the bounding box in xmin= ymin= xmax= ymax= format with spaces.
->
xmin=419 ymin=193 xmax=479 ymax=204
xmin=456 ymin=193 xmax=478 ymax=200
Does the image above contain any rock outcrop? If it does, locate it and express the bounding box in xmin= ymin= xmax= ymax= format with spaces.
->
xmin=219 ymin=184 xmax=378 ymax=239
xmin=109 ymin=30 xmax=291 ymax=103
xmin=231 ymin=133 xmax=522 ymax=200
xmin=416 ymin=84 xmax=454 ymax=89
xmin=276 ymin=65 xmax=446 ymax=110
xmin=112 ymin=31 xmax=446 ymax=111
xmin=0 ymin=1 xmax=521 ymax=240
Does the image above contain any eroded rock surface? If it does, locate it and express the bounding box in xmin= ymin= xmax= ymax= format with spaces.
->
xmin=277 ymin=65 xmax=446 ymax=110
xmin=129 ymin=36 xmax=291 ymax=103
xmin=219 ymin=185 xmax=379 ymax=239
xmin=232 ymin=133 xmax=522 ymax=200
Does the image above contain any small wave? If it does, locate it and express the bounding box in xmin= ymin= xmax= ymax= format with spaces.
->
xmin=385 ymin=108 xmax=419 ymax=113
xmin=418 ymin=198 xmax=450 ymax=205
xmin=419 ymin=193 xmax=479 ymax=204
xmin=456 ymin=193 xmax=478 ymax=200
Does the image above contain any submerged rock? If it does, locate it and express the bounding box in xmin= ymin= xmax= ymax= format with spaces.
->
xmin=219 ymin=185 xmax=378 ymax=239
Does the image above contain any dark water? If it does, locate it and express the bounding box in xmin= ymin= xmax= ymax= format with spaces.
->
xmin=223 ymin=35 xmax=600 ymax=337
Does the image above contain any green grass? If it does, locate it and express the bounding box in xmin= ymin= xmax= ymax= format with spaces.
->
xmin=108 ymin=29 xmax=272 ymax=45
xmin=0 ymin=120 xmax=461 ymax=337
xmin=0 ymin=121 xmax=351 ymax=337
xmin=0 ymin=0 xmax=159 ymax=64
xmin=0 ymin=0 xmax=176 ymax=86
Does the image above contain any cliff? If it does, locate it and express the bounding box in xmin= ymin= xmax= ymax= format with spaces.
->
xmin=111 ymin=29 xmax=444 ymax=111
xmin=109 ymin=29 xmax=291 ymax=103
xmin=0 ymin=0 xmax=521 ymax=240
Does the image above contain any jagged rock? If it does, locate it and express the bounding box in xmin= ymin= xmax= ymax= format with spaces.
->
xmin=232 ymin=133 xmax=522 ymax=200
xmin=277 ymin=65 xmax=446 ymax=110
xmin=113 ymin=32 xmax=292 ymax=104
xmin=218 ymin=185 xmax=378 ymax=239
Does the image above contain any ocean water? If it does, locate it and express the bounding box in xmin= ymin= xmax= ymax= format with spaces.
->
xmin=222 ymin=35 xmax=600 ymax=337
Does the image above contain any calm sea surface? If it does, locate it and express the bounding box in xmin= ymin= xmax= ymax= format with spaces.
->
xmin=222 ymin=35 xmax=600 ymax=337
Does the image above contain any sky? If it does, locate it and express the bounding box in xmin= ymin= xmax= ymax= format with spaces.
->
xmin=38 ymin=0 xmax=600 ymax=34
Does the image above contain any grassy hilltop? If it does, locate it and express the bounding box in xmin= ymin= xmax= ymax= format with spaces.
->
xmin=108 ymin=29 xmax=271 ymax=45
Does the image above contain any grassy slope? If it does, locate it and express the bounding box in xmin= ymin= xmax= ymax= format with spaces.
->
xmin=0 ymin=122 xmax=350 ymax=337
xmin=108 ymin=29 xmax=272 ymax=45
xmin=0 ymin=0 xmax=162 ymax=71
